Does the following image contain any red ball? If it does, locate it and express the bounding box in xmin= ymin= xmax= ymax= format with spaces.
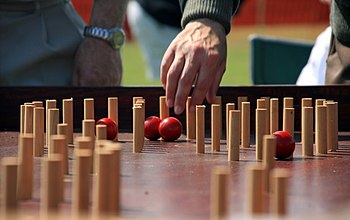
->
xmin=158 ymin=117 xmax=182 ymax=141
xmin=144 ymin=116 xmax=162 ymax=140
xmin=96 ymin=118 xmax=118 ymax=140
xmin=273 ymin=131 xmax=295 ymax=160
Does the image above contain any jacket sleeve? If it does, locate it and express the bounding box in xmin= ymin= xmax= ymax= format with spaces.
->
xmin=179 ymin=0 xmax=241 ymax=34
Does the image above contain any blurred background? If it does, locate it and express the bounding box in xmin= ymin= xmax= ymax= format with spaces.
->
xmin=71 ymin=0 xmax=330 ymax=86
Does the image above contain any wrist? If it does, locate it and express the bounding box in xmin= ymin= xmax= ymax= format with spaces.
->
xmin=83 ymin=26 xmax=125 ymax=50
xmin=186 ymin=19 xmax=226 ymax=35
xmin=181 ymin=0 xmax=235 ymax=34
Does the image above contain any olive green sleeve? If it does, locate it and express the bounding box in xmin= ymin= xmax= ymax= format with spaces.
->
xmin=331 ymin=0 xmax=350 ymax=47
xmin=181 ymin=0 xmax=240 ymax=34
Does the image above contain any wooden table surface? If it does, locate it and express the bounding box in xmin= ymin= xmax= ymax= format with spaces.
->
xmin=1 ymin=131 xmax=350 ymax=219
xmin=1 ymin=86 xmax=350 ymax=219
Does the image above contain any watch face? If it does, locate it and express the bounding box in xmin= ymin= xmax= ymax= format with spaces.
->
xmin=110 ymin=29 xmax=125 ymax=49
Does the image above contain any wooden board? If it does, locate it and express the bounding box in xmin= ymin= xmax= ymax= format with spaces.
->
xmin=1 ymin=131 xmax=350 ymax=219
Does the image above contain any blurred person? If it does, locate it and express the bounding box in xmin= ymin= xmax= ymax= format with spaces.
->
xmin=296 ymin=26 xmax=332 ymax=85
xmin=1 ymin=0 xmax=240 ymax=91
xmin=297 ymin=0 xmax=331 ymax=85
xmin=0 ymin=0 xmax=128 ymax=86
xmin=127 ymin=0 xmax=182 ymax=80
xmin=325 ymin=0 xmax=350 ymax=83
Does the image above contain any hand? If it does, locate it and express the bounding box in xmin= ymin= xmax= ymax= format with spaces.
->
xmin=161 ymin=18 xmax=227 ymax=115
xmin=72 ymin=38 xmax=122 ymax=86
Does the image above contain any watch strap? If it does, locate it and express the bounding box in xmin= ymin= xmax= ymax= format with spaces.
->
xmin=84 ymin=26 xmax=111 ymax=41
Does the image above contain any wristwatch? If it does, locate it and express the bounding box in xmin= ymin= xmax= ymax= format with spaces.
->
xmin=83 ymin=26 xmax=125 ymax=50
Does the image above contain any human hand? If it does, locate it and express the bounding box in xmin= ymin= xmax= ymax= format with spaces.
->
xmin=160 ymin=18 xmax=227 ymax=115
xmin=72 ymin=38 xmax=122 ymax=86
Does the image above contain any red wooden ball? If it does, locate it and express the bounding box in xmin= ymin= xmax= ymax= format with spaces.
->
xmin=96 ymin=118 xmax=118 ymax=140
xmin=158 ymin=117 xmax=182 ymax=141
xmin=144 ymin=116 xmax=162 ymax=140
xmin=273 ymin=131 xmax=295 ymax=159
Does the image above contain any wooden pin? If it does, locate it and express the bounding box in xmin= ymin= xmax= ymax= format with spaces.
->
xmin=263 ymin=135 xmax=276 ymax=192
xmin=135 ymin=102 xmax=145 ymax=147
xmin=256 ymin=98 xmax=266 ymax=109
xmin=50 ymin=135 xmax=66 ymax=202
xmin=211 ymin=166 xmax=230 ymax=220
xmin=1 ymin=157 xmax=18 ymax=214
xmin=315 ymin=105 xmax=327 ymax=154
xmin=106 ymin=143 xmax=121 ymax=214
xmin=211 ymin=104 xmax=221 ymax=152
xmin=84 ymin=98 xmax=94 ymax=120
xmin=75 ymin=136 xmax=93 ymax=151
xmin=133 ymin=96 xmax=143 ymax=105
xmin=326 ymin=102 xmax=337 ymax=152
xmin=47 ymin=108 xmax=59 ymax=154
xmin=261 ymin=97 xmax=270 ymax=135
xmin=82 ymin=119 xmax=95 ymax=144
xmin=237 ymin=96 xmax=248 ymax=111
xmin=214 ymin=96 xmax=222 ymax=139
xmin=270 ymin=98 xmax=279 ymax=134
xmin=196 ymin=105 xmax=205 ymax=154
xmin=315 ymin=99 xmax=326 ymax=106
xmin=20 ymin=104 xmax=25 ymax=134
xmin=256 ymin=98 xmax=267 ymax=138
xmin=46 ymin=99 xmax=57 ymax=147
xmin=270 ymin=168 xmax=289 ymax=216
xmin=247 ymin=164 xmax=266 ymax=215
xmin=256 ymin=109 xmax=267 ymax=161
xmin=228 ymin=110 xmax=240 ymax=161
xmin=63 ymin=98 xmax=74 ymax=145
xmin=263 ymin=135 xmax=276 ymax=171
xmin=186 ymin=97 xmax=196 ymax=140
xmin=72 ymin=149 xmax=92 ymax=216
xmin=159 ymin=96 xmax=169 ymax=120
xmin=283 ymin=97 xmax=293 ymax=109
xmin=17 ymin=134 xmax=34 ymax=200
xmin=24 ymin=104 xmax=34 ymax=134
xmin=93 ymin=149 xmax=113 ymax=216
xmin=57 ymin=123 xmax=69 ymax=174
xmin=283 ymin=108 xmax=294 ymax=137
xmin=133 ymin=105 xmax=143 ymax=153
xmin=226 ymin=103 xmax=235 ymax=142
xmin=32 ymin=101 xmax=43 ymax=107
xmin=96 ymin=124 xmax=107 ymax=141
xmin=108 ymin=97 xmax=119 ymax=140
xmin=40 ymin=154 xmax=63 ymax=217
xmin=302 ymin=107 xmax=313 ymax=157
xmin=334 ymin=102 xmax=339 ymax=150
xmin=75 ymin=136 xmax=93 ymax=173
xmin=301 ymin=98 xmax=313 ymax=108
xmin=241 ymin=102 xmax=250 ymax=148
xmin=34 ymin=107 xmax=45 ymax=157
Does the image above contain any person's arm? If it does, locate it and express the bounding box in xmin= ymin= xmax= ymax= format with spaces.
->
xmin=72 ymin=0 xmax=128 ymax=86
xmin=161 ymin=0 xmax=240 ymax=114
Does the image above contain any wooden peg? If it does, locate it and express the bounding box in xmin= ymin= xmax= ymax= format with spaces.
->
xmin=196 ymin=105 xmax=206 ymax=154
xmin=186 ymin=97 xmax=196 ymax=140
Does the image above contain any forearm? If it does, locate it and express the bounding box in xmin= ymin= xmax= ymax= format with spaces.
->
xmin=89 ymin=0 xmax=129 ymax=28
